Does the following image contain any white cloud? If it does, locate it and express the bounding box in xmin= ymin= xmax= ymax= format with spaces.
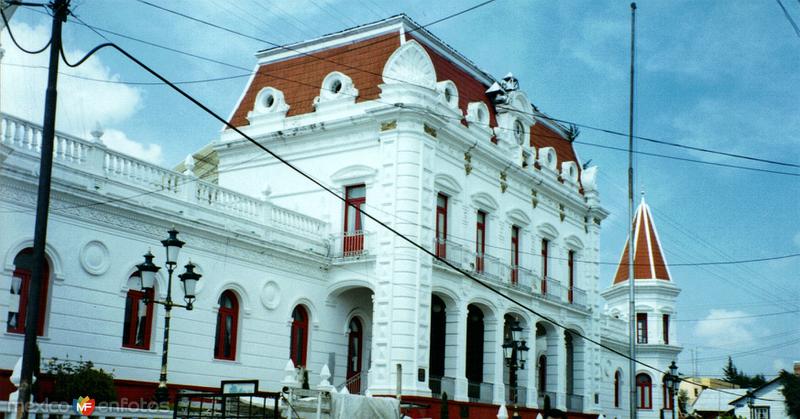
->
xmin=693 ymin=309 xmax=760 ymax=348
xmin=101 ymin=128 xmax=163 ymax=165
xmin=1 ymin=22 xmax=159 ymax=162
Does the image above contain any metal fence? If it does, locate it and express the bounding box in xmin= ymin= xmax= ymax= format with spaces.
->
xmin=173 ymin=390 xmax=280 ymax=419
xmin=0 ymin=401 xmax=173 ymax=419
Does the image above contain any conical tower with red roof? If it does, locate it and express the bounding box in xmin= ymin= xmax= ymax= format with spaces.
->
xmin=600 ymin=196 xmax=682 ymax=419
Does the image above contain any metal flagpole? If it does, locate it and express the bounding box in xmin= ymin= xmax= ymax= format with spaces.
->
xmin=628 ymin=3 xmax=638 ymax=419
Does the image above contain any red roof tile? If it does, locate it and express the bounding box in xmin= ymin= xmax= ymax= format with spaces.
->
xmin=613 ymin=198 xmax=672 ymax=284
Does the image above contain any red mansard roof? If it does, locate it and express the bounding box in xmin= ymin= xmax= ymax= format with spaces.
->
xmin=227 ymin=21 xmax=580 ymax=172
xmin=613 ymin=198 xmax=672 ymax=284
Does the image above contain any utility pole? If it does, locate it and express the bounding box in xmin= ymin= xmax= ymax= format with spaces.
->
xmin=627 ymin=3 xmax=637 ymax=419
xmin=14 ymin=1 xmax=70 ymax=418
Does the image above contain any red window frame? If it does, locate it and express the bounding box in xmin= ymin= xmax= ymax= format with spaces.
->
xmin=214 ymin=290 xmax=239 ymax=360
xmin=541 ymin=239 xmax=549 ymax=295
xmin=290 ymin=306 xmax=309 ymax=367
xmin=435 ymin=194 xmax=448 ymax=258
xmin=122 ymin=287 xmax=154 ymax=349
xmin=663 ymin=314 xmax=670 ymax=344
xmin=343 ymin=185 xmax=366 ymax=255
xmin=7 ymin=248 xmax=49 ymax=336
xmin=475 ymin=211 xmax=486 ymax=273
xmin=614 ymin=370 xmax=621 ymax=407
xmin=637 ymin=313 xmax=648 ymax=344
xmin=568 ymin=250 xmax=575 ymax=303
xmin=636 ymin=373 xmax=652 ymax=409
xmin=510 ymin=226 xmax=520 ymax=284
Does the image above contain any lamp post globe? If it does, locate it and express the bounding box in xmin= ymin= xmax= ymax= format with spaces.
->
xmin=178 ymin=261 xmax=201 ymax=310
xmin=136 ymin=251 xmax=160 ymax=291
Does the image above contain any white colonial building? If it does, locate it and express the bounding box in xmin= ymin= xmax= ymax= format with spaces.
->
xmin=0 ymin=15 xmax=680 ymax=419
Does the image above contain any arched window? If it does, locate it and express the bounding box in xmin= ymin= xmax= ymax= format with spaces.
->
xmin=290 ymin=306 xmax=309 ymax=367
xmin=122 ymin=273 xmax=154 ymax=349
xmin=614 ymin=370 xmax=621 ymax=408
xmin=636 ymin=373 xmax=652 ymax=409
xmin=214 ymin=291 xmax=239 ymax=360
xmin=7 ymin=248 xmax=49 ymax=336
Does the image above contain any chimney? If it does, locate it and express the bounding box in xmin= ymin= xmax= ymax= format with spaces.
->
xmin=793 ymin=361 xmax=800 ymax=376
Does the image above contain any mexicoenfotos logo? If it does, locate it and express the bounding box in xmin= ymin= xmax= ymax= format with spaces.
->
xmin=73 ymin=396 xmax=96 ymax=416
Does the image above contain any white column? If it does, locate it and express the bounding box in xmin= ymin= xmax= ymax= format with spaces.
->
xmin=452 ymin=303 xmax=469 ymax=401
xmin=554 ymin=328 xmax=567 ymax=410
xmin=525 ymin=320 xmax=538 ymax=408
xmin=489 ymin=317 xmax=505 ymax=404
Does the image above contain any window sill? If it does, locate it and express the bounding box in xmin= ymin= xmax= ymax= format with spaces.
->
xmin=4 ymin=332 xmax=50 ymax=340
xmin=212 ymin=357 xmax=240 ymax=364
xmin=121 ymin=345 xmax=157 ymax=354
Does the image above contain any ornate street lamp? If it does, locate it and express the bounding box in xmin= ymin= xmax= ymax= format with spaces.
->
xmin=664 ymin=361 xmax=679 ymax=419
xmin=133 ymin=228 xmax=201 ymax=404
xmin=502 ymin=318 xmax=529 ymax=418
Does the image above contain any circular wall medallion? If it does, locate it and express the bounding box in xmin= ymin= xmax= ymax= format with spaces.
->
xmin=261 ymin=281 xmax=281 ymax=310
xmin=80 ymin=240 xmax=110 ymax=276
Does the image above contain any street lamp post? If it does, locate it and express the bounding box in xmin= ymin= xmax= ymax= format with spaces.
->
xmin=663 ymin=361 xmax=679 ymax=419
xmin=133 ymin=228 xmax=201 ymax=404
xmin=502 ymin=319 xmax=529 ymax=418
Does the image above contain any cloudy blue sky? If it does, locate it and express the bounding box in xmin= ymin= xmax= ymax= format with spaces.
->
xmin=3 ymin=0 xmax=798 ymax=378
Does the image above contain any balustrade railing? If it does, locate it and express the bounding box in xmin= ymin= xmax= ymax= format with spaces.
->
xmin=505 ymin=385 xmax=528 ymax=406
xmin=432 ymin=239 xmax=469 ymax=269
xmin=502 ymin=264 xmax=534 ymax=292
xmin=472 ymin=252 xmax=503 ymax=281
xmin=538 ymin=391 xmax=557 ymax=409
xmin=567 ymin=394 xmax=584 ymax=412
xmin=337 ymin=370 xmax=368 ymax=395
xmin=0 ymin=113 xmax=328 ymax=240
xmin=329 ymin=230 xmax=373 ymax=260
xmin=536 ymin=277 xmax=565 ymax=302
xmin=570 ymin=287 xmax=588 ymax=309
xmin=429 ymin=376 xmax=456 ymax=398
xmin=467 ymin=381 xmax=494 ymax=403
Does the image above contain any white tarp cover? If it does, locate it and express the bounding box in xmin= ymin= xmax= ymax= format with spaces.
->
xmin=331 ymin=393 xmax=399 ymax=419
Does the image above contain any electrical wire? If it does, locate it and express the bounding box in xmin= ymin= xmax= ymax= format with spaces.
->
xmin=775 ymin=0 xmax=800 ymax=39
xmin=673 ymin=309 xmax=800 ymax=322
xmin=1 ymin=61 xmax=251 ymax=85
xmin=1 ymin=5 xmax=52 ymax=54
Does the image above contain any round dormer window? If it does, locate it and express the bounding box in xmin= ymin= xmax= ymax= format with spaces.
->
xmin=514 ymin=120 xmax=525 ymax=145
xmin=330 ymin=79 xmax=342 ymax=94
xmin=264 ymin=93 xmax=275 ymax=109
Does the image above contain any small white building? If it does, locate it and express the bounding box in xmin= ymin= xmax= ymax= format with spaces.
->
xmin=0 ymin=14 xmax=681 ymax=419
xmin=730 ymin=376 xmax=795 ymax=419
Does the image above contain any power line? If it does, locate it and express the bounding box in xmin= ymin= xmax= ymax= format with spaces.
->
xmin=775 ymin=0 xmax=800 ymax=39
xmin=576 ymin=140 xmax=799 ymax=177
xmin=1 ymin=61 xmax=251 ymax=85
xmin=674 ymin=309 xmax=800 ymax=322
xmin=509 ymin=107 xmax=800 ymax=169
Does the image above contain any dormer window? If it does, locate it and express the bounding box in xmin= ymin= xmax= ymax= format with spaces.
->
xmin=514 ymin=120 xmax=525 ymax=145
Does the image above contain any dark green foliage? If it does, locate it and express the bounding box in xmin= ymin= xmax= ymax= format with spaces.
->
xmin=722 ymin=357 xmax=767 ymax=388
xmin=44 ymin=358 xmax=117 ymax=403
xmin=779 ymin=370 xmax=800 ymax=418
xmin=678 ymin=389 xmax=689 ymax=414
